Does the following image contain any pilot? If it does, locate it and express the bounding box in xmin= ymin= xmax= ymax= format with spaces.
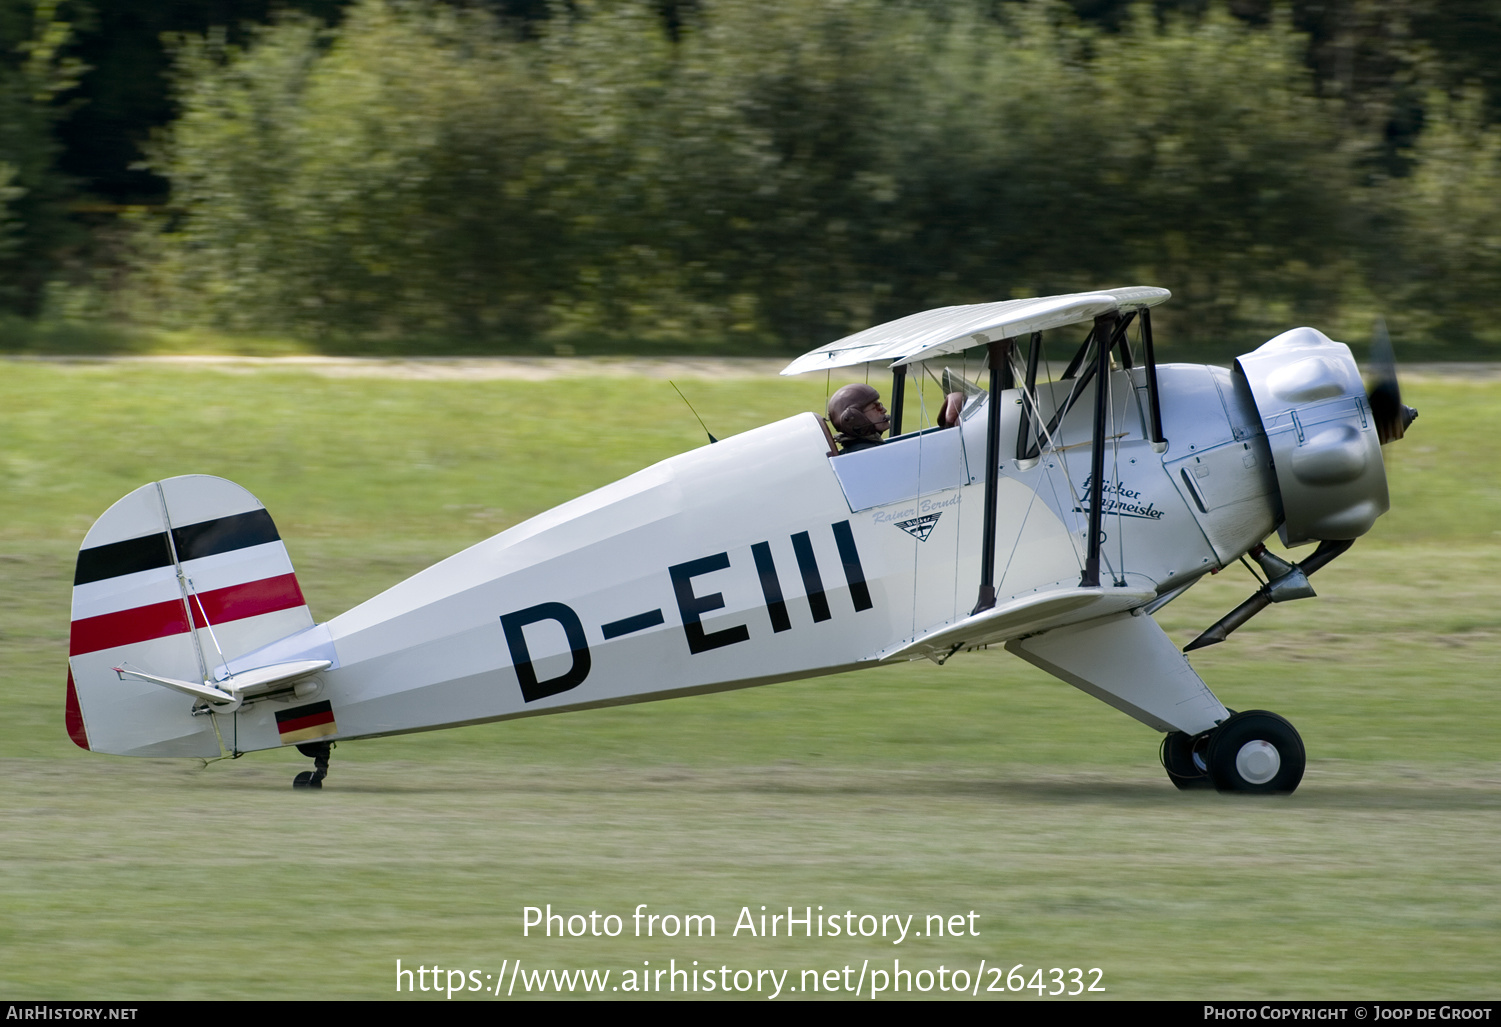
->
xmin=828 ymin=382 xmax=969 ymax=454
xmin=828 ymin=383 xmax=890 ymax=453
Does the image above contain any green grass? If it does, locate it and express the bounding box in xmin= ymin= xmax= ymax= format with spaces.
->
xmin=1 ymin=365 xmax=1497 ymax=999
xmin=0 ymin=318 xmax=804 ymax=358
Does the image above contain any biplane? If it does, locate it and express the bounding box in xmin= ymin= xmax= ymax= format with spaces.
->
xmin=64 ymin=287 xmax=1414 ymax=793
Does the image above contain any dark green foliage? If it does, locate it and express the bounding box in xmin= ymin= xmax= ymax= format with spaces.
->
xmin=1376 ymin=91 xmax=1501 ymax=351
xmin=0 ymin=0 xmax=82 ymax=314
xmin=139 ymin=5 xmax=567 ymax=340
xmin=55 ymin=0 xmax=353 ymax=204
xmin=53 ymin=0 xmax=1501 ymax=355
xmin=130 ymin=1 xmax=1360 ymax=348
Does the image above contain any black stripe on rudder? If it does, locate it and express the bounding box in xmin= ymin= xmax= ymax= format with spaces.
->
xmin=751 ymin=541 xmax=792 ymax=633
xmin=173 ymin=508 xmax=281 ymax=562
xmin=790 ymin=531 xmax=831 ymax=623
xmin=831 ymin=520 xmax=873 ymax=612
xmin=74 ymin=508 xmax=282 ymax=586
xmin=74 ymin=532 xmax=173 ymax=586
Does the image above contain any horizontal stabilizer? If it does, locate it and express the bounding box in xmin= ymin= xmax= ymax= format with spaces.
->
xmin=113 ymin=658 xmax=331 ymax=707
xmin=113 ymin=665 xmax=237 ymax=706
xmin=219 ymin=658 xmax=331 ymax=697
xmin=872 ymin=585 xmax=1156 ymax=663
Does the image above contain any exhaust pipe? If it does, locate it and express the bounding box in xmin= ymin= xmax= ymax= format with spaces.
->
xmin=1184 ymin=539 xmax=1353 ymax=652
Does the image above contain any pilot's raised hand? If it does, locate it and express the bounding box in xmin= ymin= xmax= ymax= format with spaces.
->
xmin=938 ymin=391 xmax=966 ymax=429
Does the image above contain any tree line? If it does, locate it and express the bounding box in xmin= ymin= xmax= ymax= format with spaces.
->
xmin=4 ymin=0 xmax=1501 ymax=356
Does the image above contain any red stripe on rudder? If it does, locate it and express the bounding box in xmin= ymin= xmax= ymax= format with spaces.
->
xmin=69 ymin=574 xmax=308 ymax=656
xmin=65 ymin=668 xmax=90 ymax=750
xmin=70 ymin=599 xmax=189 ymax=656
xmin=192 ymin=573 xmax=305 ymax=626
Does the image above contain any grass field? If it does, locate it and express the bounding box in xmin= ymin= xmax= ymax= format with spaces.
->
xmin=1 ymin=360 xmax=1497 ymax=1000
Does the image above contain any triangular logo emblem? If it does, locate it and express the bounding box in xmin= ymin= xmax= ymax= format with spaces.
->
xmin=894 ymin=513 xmax=941 ymax=542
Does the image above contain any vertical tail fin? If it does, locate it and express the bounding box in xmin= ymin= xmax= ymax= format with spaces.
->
xmin=67 ymin=476 xmax=314 ymax=756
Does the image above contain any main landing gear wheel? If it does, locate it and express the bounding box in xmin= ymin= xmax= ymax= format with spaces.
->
xmin=1205 ymin=710 xmax=1305 ymax=795
xmin=1160 ymin=730 xmax=1213 ymax=790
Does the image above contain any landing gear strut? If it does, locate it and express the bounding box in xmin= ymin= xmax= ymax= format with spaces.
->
xmin=293 ymin=741 xmax=333 ymax=790
xmin=1160 ymin=710 xmax=1305 ymax=794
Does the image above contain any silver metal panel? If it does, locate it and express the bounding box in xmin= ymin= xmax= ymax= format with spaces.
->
xmin=1165 ymin=437 xmax=1280 ymax=565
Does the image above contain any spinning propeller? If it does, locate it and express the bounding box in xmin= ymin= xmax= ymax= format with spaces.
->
xmin=1366 ymin=318 xmax=1419 ymax=445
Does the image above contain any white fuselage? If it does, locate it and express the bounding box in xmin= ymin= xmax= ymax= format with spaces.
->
xmin=204 ymin=363 xmax=1279 ymax=752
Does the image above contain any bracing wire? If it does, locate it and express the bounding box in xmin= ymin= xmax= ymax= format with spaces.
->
xmin=1015 ymin=338 xmax=1096 ymax=573
xmin=992 ymin=306 xmax=1036 ymax=596
xmin=997 ymin=468 xmax=1046 ymax=596
xmin=923 ymin=362 xmax=944 ymax=394
xmin=187 ymin=583 xmax=228 ymax=677
xmin=1006 ymin=334 xmax=1087 ymax=576
xmin=910 ymin=365 xmax=931 ymax=633
xmin=1239 ymin=554 xmax=1267 ymax=586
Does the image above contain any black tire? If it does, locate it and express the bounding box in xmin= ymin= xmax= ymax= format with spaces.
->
xmin=293 ymin=770 xmax=322 ymax=790
xmin=1206 ymin=710 xmax=1305 ymax=794
xmin=1160 ymin=731 xmax=1213 ymax=790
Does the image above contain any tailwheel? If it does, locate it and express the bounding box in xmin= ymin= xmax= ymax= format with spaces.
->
xmin=292 ymin=740 xmax=333 ymax=790
xmin=1205 ymin=710 xmax=1305 ymax=795
xmin=1160 ymin=730 xmax=1213 ymax=790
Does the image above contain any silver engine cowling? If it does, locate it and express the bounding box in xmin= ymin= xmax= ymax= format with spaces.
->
xmin=1235 ymin=328 xmax=1390 ymax=546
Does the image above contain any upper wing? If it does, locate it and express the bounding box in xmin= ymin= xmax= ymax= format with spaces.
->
xmin=781 ymin=287 xmax=1170 ymax=377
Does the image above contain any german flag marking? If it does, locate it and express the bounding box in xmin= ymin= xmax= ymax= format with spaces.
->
xmin=276 ymin=700 xmax=337 ymax=745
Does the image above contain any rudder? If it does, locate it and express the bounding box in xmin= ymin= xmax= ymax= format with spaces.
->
xmin=67 ymin=476 xmax=314 ymax=756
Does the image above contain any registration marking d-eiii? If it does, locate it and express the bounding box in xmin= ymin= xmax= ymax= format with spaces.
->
xmin=499 ymin=520 xmax=873 ymax=702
